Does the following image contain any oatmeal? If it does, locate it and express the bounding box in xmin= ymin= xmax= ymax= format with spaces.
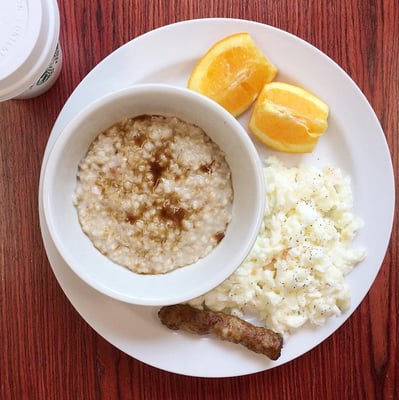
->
xmin=74 ymin=115 xmax=233 ymax=274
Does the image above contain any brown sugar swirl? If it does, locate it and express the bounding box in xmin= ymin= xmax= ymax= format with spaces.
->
xmin=73 ymin=115 xmax=233 ymax=274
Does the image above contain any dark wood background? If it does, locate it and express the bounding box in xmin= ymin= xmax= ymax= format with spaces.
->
xmin=1 ymin=1 xmax=398 ymax=399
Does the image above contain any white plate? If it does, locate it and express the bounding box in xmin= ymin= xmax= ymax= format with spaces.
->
xmin=39 ymin=18 xmax=395 ymax=377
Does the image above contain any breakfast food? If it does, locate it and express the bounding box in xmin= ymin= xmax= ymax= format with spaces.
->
xmin=188 ymin=33 xmax=330 ymax=153
xmin=74 ymin=114 xmax=233 ymax=274
xmin=158 ymin=304 xmax=283 ymax=360
xmin=188 ymin=156 xmax=366 ymax=338
xmin=156 ymin=34 xmax=361 ymax=352
xmin=249 ymin=82 xmax=329 ymax=152
xmin=188 ymin=32 xmax=277 ymax=117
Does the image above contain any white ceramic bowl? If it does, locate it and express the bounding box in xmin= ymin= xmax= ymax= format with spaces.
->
xmin=42 ymin=84 xmax=265 ymax=305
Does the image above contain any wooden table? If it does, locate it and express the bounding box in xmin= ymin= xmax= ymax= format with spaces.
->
xmin=1 ymin=1 xmax=398 ymax=399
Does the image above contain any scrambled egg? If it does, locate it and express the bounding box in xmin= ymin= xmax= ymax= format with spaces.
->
xmin=189 ymin=156 xmax=366 ymax=337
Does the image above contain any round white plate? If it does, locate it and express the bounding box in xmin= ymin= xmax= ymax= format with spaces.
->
xmin=39 ymin=18 xmax=395 ymax=377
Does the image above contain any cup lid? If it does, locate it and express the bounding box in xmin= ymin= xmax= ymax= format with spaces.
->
xmin=0 ymin=0 xmax=42 ymax=80
xmin=0 ymin=0 xmax=60 ymax=101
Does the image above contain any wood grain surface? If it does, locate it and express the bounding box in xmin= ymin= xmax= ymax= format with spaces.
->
xmin=1 ymin=1 xmax=398 ymax=399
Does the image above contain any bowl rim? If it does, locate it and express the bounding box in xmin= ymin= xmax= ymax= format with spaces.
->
xmin=42 ymin=83 xmax=266 ymax=305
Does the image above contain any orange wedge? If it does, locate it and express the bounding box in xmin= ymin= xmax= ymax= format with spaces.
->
xmin=248 ymin=82 xmax=329 ymax=153
xmin=188 ymin=33 xmax=278 ymax=117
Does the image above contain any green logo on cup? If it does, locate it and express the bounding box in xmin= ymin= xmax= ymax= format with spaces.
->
xmin=36 ymin=44 xmax=60 ymax=86
xmin=37 ymin=65 xmax=55 ymax=85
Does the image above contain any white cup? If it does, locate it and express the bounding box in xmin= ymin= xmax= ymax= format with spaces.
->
xmin=0 ymin=0 xmax=62 ymax=101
